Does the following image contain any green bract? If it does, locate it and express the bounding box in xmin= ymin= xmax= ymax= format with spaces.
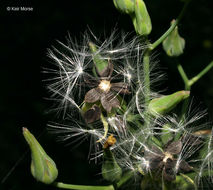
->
xmin=23 ymin=128 xmax=58 ymax=184
xmin=148 ymin=90 xmax=190 ymax=116
xmin=163 ymin=20 xmax=185 ymax=57
xmin=160 ymin=124 xmax=173 ymax=145
xmin=89 ymin=42 xmax=109 ymax=77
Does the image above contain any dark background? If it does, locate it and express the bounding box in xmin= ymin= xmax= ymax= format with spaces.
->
xmin=0 ymin=0 xmax=213 ymax=189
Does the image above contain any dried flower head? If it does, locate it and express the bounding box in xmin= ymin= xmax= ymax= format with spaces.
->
xmin=84 ymin=61 xmax=130 ymax=115
xmin=144 ymin=140 xmax=193 ymax=181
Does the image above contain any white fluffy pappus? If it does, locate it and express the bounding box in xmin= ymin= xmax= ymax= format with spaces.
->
xmin=44 ymin=31 xmax=146 ymax=116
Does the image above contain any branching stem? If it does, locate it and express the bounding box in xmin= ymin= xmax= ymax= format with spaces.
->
xmin=149 ymin=0 xmax=191 ymax=51
xmin=141 ymin=0 xmax=191 ymax=125
xmin=178 ymin=61 xmax=213 ymax=89
xmin=177 ymin=61 xmax=213 ymax=117
xmin=177 ymin=63 xmax=190 ymax=90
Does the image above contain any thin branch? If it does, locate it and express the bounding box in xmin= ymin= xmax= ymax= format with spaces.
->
xmin=177 ymin=63 xmax=190 ymax=90
xmin=54 ymin=182 xmax=114 ymax=190
xmin=149 ymin=0 xmax=191 ymax=50
xmin=188 ymin=61 xmax=213 ymax=86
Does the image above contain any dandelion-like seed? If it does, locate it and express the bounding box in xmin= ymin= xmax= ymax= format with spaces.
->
xmin=125 ymin=72 xmax=132 ymax=82
xmin=77 ymin=66 xmax=83 ymax=74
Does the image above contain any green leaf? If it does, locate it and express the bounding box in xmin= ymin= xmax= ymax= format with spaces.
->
xmin=163 ymin=20 xmax=185 ymax=57
xmin=148 ymin=90 xmax=190 ymax=116
xmin=23 ymin=128 xmax=58 ymax=184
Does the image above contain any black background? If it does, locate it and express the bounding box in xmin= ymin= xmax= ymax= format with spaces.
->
xmin=0 ymin=0 xmax=213 ymax=189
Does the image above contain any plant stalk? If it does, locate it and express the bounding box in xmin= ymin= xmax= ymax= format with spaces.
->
xmin=177 ymin=63 xmax=190 ymax=90
xmin=177 ymin=63 xmax=191 ymax=118
xmin=53 ymin=171 xmax=134 ymax=190
xmin=143 ymin=50 xmax=151 ymax=106
xmin=54 ymin=182 xmax=114 ymax=190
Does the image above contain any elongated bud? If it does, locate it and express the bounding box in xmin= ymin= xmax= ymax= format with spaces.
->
xmin=163 ymin=20 xmax=185 ymax=57
xmin=148 ymin=91 xmax=190 ymax=116
xmin=134 ymin=0 xmax=152 ymax=36
xmin=88 ymin=42 xmax=111 ymax=77
xmin=102 ymin=136 xmax=122 ymax=182
xmin=113 ymin=0 xmax=135 ymax=14
xmin=23 ymin=128 xmax=58 ymax=184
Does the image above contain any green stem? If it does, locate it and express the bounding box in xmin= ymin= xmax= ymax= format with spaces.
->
xmin=142 ymin=48 xmax=152 ymax=133
xmin=188 ymin=61 xmax=213 ymax=86
xmin=178 ymin=61 xmax=213 ymax=119
xmin=143 ymin=50 xmax=151 ymax=106
xmin=54 ymin=182 xmax=114 ymax=190
xmin=54 ymin=171 xmax=134 ymax=190
xmin=177 ymin=63 xmax=191 ymax=119
xmin=149 ymin=0 xmax=191 ymax=50
xmin=177 ymin=61 xmax=213 ymax=89
xmin=180 ymin=92 xmax=190 ymax=120
xmin=177 ymin=63 xmax=190 ymax=90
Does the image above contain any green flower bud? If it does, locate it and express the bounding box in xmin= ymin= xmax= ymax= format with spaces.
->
xmin=134 ymin=0 xmax=152 ymax=36
xmin=163 ymin=20 xmax=185 ymax=57
xmin=23 ymin=128 xmax=58 ymax=184
xmin=148 ymin=91 xmax=190 ymax=116
xmin=113 ymin=0 xmax=135 ymax=14
xmin=88 ymin=42 xmax=111 ymax=77
xmin=102 ymin=138 xmax=122 ymax=182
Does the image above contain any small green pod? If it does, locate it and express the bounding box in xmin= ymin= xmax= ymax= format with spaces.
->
xmin=163 ymin=20 xmax=185 ymax=57
xmin=113 ymin=0 xmax=135 ymax=14
xmin=134 ymin=0 xmax=152 ymax=36
xmin=102 ymin=147 xmax=122 ymax=182
xmin=23 ymin=128 xmax=58 ymax=184
xmin=148 ymin=91 xmax=190 ymax=116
